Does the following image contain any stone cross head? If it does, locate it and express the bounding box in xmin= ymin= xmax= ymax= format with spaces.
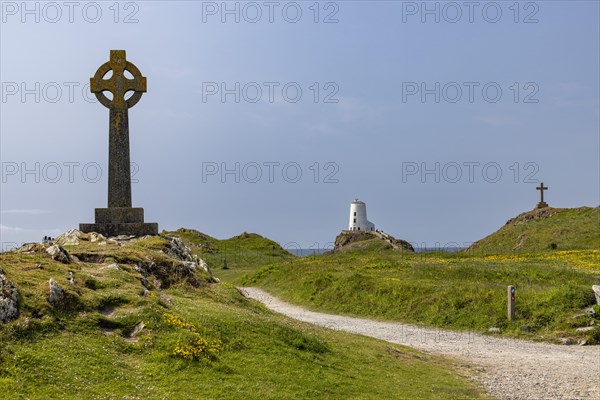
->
xmin=90 ymin=50 xmax=146 ymax=110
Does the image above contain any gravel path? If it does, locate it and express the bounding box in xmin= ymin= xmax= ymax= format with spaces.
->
xmin=241 ymin=287 xmax=600 ymax=400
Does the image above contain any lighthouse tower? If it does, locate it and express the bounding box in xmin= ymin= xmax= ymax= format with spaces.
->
xmin=348 ymin=199 xmax=375 ymax=231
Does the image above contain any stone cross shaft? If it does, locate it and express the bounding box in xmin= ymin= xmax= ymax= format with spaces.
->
xmin=90 ymin=50 xmax=146 ymax=208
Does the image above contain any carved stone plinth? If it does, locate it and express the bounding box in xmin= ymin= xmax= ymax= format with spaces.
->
xmin=80 ymin=222 xmax=158 ymax=237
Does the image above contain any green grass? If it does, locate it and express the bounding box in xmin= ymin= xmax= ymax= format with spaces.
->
xmin=468 ymin=207 xmax=600 ymax=253
xmin=0 ymin=234 xmax=488 ymax=399
xmin=166 ymin=228 xmax=295 ymax=269
xmin=236 ymin=207 xmax=600 ymax=344
xmin=243 ymin=247 xmax=600 ymax=344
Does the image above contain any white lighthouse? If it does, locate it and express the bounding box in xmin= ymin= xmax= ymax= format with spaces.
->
xmin=348 ymin=199 xmax=375 ymax=231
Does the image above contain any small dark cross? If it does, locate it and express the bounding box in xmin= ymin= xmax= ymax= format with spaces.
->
xmin=536 ymin=182 xmax=548 ymax=203
xmin=90 ymin=50 xmax=146 ymax=208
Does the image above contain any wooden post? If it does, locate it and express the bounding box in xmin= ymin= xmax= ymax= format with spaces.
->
xmin=508 ymin=285 xmax=515 ymax=320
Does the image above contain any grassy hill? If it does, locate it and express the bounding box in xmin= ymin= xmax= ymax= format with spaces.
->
xmin=468 ymin=207 xmax=600 ymax=254
xmin=0 ymin=231 xmax=487 ymax=399
xmin=167 ymin=228 xmax=295 ymax=267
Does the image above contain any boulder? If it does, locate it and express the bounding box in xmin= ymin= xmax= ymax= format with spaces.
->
xmin=129 ymin=321 xmax=145 ymax=337
xmin=198 ymin=258 xmax=210 ymax=274
xmin=89 ymin=232 xmax=107 ymax=243
xmin=54 ymin=229 xmax=82 ymax=246
xmin=593 ymin=285 xmax=600 ymax=306
xmin=197 ymin=258 xmax=219 ymax=282
xmin=0 ymin=267 xmax=19 ymax=323
xmin=48 ymin=278 xmax=65 ymax=306
xmin=46 ymin=244 xmax=73 ymax=264
xmin=488 ymin=327 xmax=501 ymax=333
xmin=125 ymin=321 xmax=145 ymax=342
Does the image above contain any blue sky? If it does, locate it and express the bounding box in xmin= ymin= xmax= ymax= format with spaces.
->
xmin=1 ymin=1 xmax=599 ymax=250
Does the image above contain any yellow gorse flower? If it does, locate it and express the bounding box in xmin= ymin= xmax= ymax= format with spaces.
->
xmin=162 ymin=312 xmax=222 ymax=361
xmin=162 ymin=312 xmax=199 ymax=333
xmin=172 ymin=334 xmax=222 ymax=361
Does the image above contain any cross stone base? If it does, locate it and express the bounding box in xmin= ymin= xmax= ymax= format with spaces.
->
xmin=80 ymin=207 xmax=158 ymax=237
xmin=536 ymin=201 xmax=549 ymax=209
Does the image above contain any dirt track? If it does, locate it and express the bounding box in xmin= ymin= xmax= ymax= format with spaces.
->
xmin=241 ymin=287 xmax=600 ymax=400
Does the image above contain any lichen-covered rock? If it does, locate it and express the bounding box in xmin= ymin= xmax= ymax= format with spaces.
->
xmin=164 ymin=236 xmax=194 ymax=262
xmin=593 ymin=285 xmax=600 ymax=306
xmin=126 ymin=321 xmax=145 ymax=339
xmin=89 ymin=232 xmax=107 ymax=243
xmin=0 ymin=267 xmax=19 ymax=323
xmin=163 ymin=236 xmax=219 ymax=283
xmin=48 ymin=278 xmax=65 ymax=306
xmin=181 ymin=261 xmax=197 ymax=273
xmin=198 ymin=258 xmax=219 ymax=282
xmin=11 ymin=242 xmax=45 ymax=254
xmin=54 ymin=229 xmax=82 ymax=246
xmin=46 ymin=244 xmax=73 ymax=264
xmin=198 ymin=258 xmax=210 ymax=274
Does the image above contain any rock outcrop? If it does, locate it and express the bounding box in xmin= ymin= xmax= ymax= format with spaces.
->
xmin=163 ymin=236 xmax=219 ymax=283
xmin=46 ymin=244 xmax=73 ymax=264
xmin=54 ymin=229 xmax=82 ymax=246
xmin=333 ymin=231 xmax=414 ymax=252
xmin=0 ymin=266 xmax=19 ymax=323
xmin=48 ymin=278 xmax=65 ymax=306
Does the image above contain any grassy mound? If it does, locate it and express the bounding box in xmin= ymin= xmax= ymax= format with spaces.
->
xmin=468 ymin=207 xmax=600 ymax=253
xmin=168 ymin=228 xmax=295 ymax=268
xmin=0 ymin=231 xmax=487 ymax=399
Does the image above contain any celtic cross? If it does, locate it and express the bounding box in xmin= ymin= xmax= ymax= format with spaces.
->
xmin=80 ymin=50 xmax=157 ymax=237
xmin=90 ymin=50 xmax=146 ymax=208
